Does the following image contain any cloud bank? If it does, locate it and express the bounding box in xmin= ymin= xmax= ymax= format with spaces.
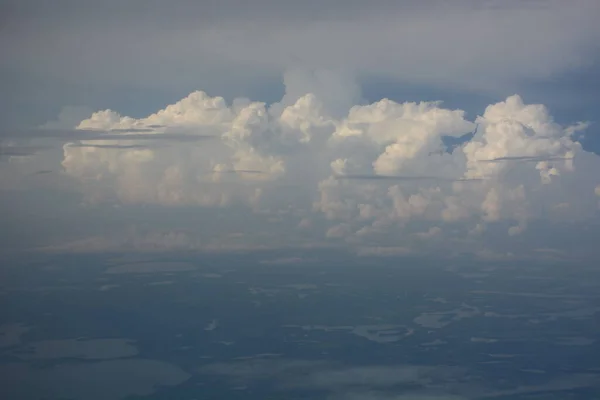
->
xmin=55 ymin=72 xmax=600 ymax=253
xmin=3 ymin=0 xmax=600 ymax=94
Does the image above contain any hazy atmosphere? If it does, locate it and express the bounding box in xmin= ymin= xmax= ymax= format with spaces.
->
xmin=2 ymin=1 xmax=600 ymax=399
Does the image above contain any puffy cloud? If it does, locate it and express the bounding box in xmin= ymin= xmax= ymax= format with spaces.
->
xmin=318 ymin=93 xmax=596 ymax=238
xmin=462 ymin=95 xmax=580 ymax=181
xmin=62 ymin=90 xmax=319 ymax=207
xmin=57 ymin=77 xmax=600 ymax=249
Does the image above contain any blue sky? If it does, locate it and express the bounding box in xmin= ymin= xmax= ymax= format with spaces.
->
xmin=1 ymin=0 xmax=600 ymax=259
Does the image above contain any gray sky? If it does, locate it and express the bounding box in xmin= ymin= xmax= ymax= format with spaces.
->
xmin=2 ymin=0 xmax=600 ymax=120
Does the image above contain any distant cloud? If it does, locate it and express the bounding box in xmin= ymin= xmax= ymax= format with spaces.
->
xmin=41 ymin=81 xmax=599 ymax=244
xmin=5 ymin=69 xmax=600 ymax=255
xmin=39 ymin=105 xmax=95 ymax=130
xmin=38 ymin=228 xmax=331 ymax=254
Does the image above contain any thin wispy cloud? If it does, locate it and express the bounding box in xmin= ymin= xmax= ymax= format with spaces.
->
xmin=333 ymin=174 xmax=486 ymax=182
xmin=0 ymin=128 xmax=219 ymax=142
xmin=64 ymin=143 xmax=163 ymax=150
xmin=476 ymin=155 xmax=574 ymax=163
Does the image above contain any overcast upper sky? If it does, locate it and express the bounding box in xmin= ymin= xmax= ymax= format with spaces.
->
xmin=1 ymin=0 xmax=600 ymax=259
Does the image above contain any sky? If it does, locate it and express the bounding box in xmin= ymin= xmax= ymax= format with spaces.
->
xmin=1 ymin=0 xmax=600 ymax=260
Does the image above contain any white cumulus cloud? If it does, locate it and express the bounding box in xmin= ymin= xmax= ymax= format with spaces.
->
xmin=57 ymin=74 xmax=600 ymax=250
